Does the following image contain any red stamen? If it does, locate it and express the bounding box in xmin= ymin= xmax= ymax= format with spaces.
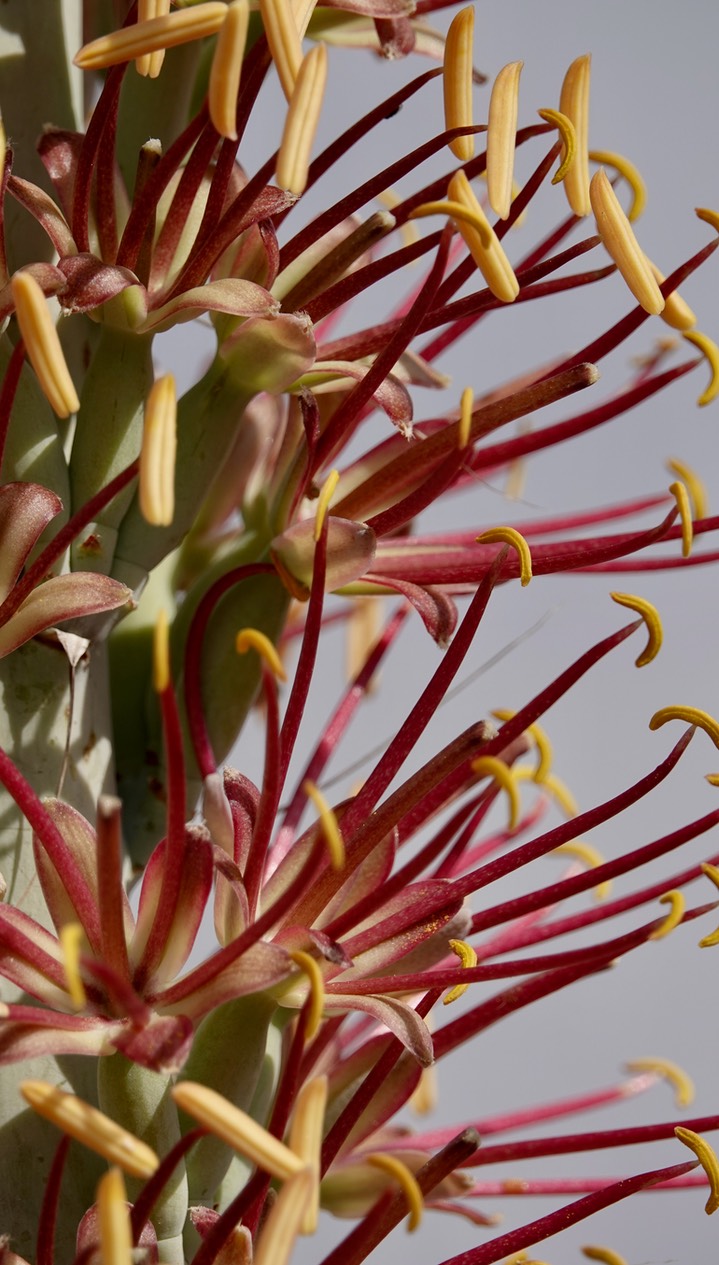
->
xmin=96 ymin=797 xmax=132 ymax=985
xmin=0 ymin=336 xmax=26 ymax=475
xmin=36 ymin=1136 xmax=70 ymax=1265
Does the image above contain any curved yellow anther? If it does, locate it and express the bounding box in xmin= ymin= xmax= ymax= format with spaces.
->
xmin=675 ymin=1127 xmax=719 ymax=1213
xmin=492 ymin=709 xmax=553 ymax=782
xmin=11 ymin=271 xmax=80 ymax=418
xmin=443 ymin=6 xmax=475 ymax=162
xmin=649 ymin=889 xmax=685 ymax=940
xmin=471 ymin=756 xmax=521 ymax=829
xmin=209 ymin=0 xmax=250 ymax=140
xmin=558 ymin=54 xmax=591 ymax=216
xmin=554 ymin=840 xmax=611 ymax=901
xmin=682 ymin=329 xmax=719 ymax=406
xmin=645 ymin=260 xmax=697 ymax=332
xmin=625 ymin=1056 xmax=694 ymax=1108
xmin=699 ymin=863 xmax=719 ymax=946
xmin=59 ymin=922 xmax=86 ymax=1009
xmin=476 ymin=526 xmax=532 ymax=585
xmin=365 ymin=1154 xmax=424 ymax=1230
xmin=539 ymin=770 xmax=578 ymax=817
xmin=701 ymin=861 xmax=719 ymax=892
xmin=668 ymin=480 xmax=693 ymax=558
xmin=97 ymin=1168 xmax=133 ymax=1265
xmin=581 ymin=1248 xmax=628 ymax=1265
xmin=314 ymin=467 xmax=340 ymax=541
xmin=609 ymin=592 xmax=663 ymax=667
xmin=408 ymin=200 xmax=493 ymax=247
xmin=288 ymin=1075 xmax=327 ymax=1234
xmin=486 ymin=61 xmax=523 ymax=219
xmin=696 ymin=207 xmax=719 ymax=234
xmin=20 ymin=1082 xmax=159 ymax=1179
xmin=443 ymin=937 xmax=478 ymax=1005
xmin=537 ymin=108 xmax=576 ymax=185
xmin=236 ymin=628 xmax=287 ymax=681
xmin=588 ymin=149 xmax=646 ymax=221
xmin=649 ymin=705 xmax=719 ymax=748
xmin=447 ymin=170 xmax=520 ymax=303
xmin=276 ymin=43 xmax=328 ymax=196
xmin=172 ymin=1082 xmax=305 ymax=1180
xmin=74 ymin=2 xmax=228 ymax=69
xmin=303 ymin=780 xmax=344 ymax=869
xmin=152 ymin=609 xmax=170 ymax=695
xmin=667 ymin=459 xmax=708 ymax=521
xmin=590 ymin=169 xmax=664 ymax=315
xmin=290 ymin=949 xmax=325 ymax=1040
xmin=458 ymin=386 xmax=474 ymax=450
xmin=259 ymin=0 xmax=303 ymax=102
xmin=140 ymin=373 xmax=176 ymax=527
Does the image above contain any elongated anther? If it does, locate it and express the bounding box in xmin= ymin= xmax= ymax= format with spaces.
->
xmin=471 ymin=756 xmax=521 ymax=829
xmin=276 ymin=43 xmax=328 ymax=196
xmin=487 ymin=61 xmax=523 ymax=219
xmin=20 ymin=1082 xmax=159 ymax=1179
xmin=610 ymin=592 xmax=663 ymax=666
xmin=253 ymin=1168 xmax=314 ymax=1265
xmin=625 ymin=1056 xmax=694 ymax=1108
xmin=11 ymin=272 xmax=79 ymax=417
xmin=448 ymin=170 xmax=519 ymax=302
xmin=649 ymin=889 xmax=685 ymax=940
xmin=259 ymin=0 xmax=303 ymax=102
xmin=536 ymin=769 xmax=578 ymax=817
xmin=667 ymin=458 xmax=708 ymax=520
xmin=492 ymin=709 xmax=553 ymax=782
xmin=682 ymin=329 xmax=719 ymax=406
xmin=590 ymin=169 xmax=664 ymax=314
xmin=152 ymin=609 xmax=171 ymax=695
xmin=74 ymin=3 xmax=228 ymax=69
xmin=675 ymin=1127 xmax=719 ymax=1213
xmin=537 ymin=108 xmax=576 ymax=184
xmin=458 ymin=386 xmax=473 ymax=450
xmin=649 ymin=705 xmax=719 ymax=747
xmin=582 ymin=1248 xmax=628 ymax=1265
xmin=303 ymin=781 xmax=344 ymax=868
xmin=290 ymin=949 xmax=325 ymax=1040
xmin=365 ymin=1154 xmax=424 ymax=1230
xmin=172 ymin=1082 xmax=306 ymax=1179
xmin=554 ymin=840 xmax=611 ymax=901
xmin=699 ymin=863 xmax=719 ymax=946
xmin=644 ymin=259 xmax=697 ymax=331
xmin=408 ymin=200 xmax=493 ymax=247
xmin=695 ymin=206 xmax=719 ymax=234
xmin=476 ymin=525 xmax=532 ymax=584
xmin=59 ymin=922 xmax=86 ymax=1009
xmin=209 ymin=0 xmax=250 ymax=140
xmin=443 ymin=7 xmax=475 ymax=161
xmin=559 ymin=54 xmax=591 ymax=216
xmin=291 ymin=0 xmax=319 ymax=40
xmin=136 ymin=1 xmax=171 ymax=77
xmin=140 ymin=373 xmax=176 ymax=527
xmin=288 ymin=1076 xmax=327 ymax=1233
xmin=97 ymin=1169 xmax=133 ymax=1265
xmin=443 ymin=937 xmax=478 ymax=1005
xmin=314 ymin=465 xmax=339 ymax=541
xmin=668 ymin=481 xmax=693 ymax=557
xmin=588 ymin=149 xmax=646 ymax=221
xmin=236 ymin=628 xmax=287 ymax=680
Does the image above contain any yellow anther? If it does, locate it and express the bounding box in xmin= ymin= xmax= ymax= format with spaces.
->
xmin=590 ymin=169 xmax=664 ymax=315
xmin=537 ymin=108 xmax=576 ymax=185
xmin=97 ymin=1169 xmax=133 ymax=1265
xmin=59 ymin=922 xmax=86 ymax=1009
xmin=258 ymin=0 xmax=303 ymax=102
xmin=236 ymin=628 xmax=287 ymax=681
xmin=408 ymin=200 xmax=493 ymax=248
xmin=10 ymin=271 xmax=80 ymax=418
xmin=291 ymin=0 xmax=318 ymax=40
xmin=558 ymin=54 xmax=591 ymax=216
xmin=625 ymin=1057 xmax=694 ymax=1108
xmin=682 ymin=329 xmax=719 ymax=406
xmin=668 ymin=481 xmax=693 ymax=558
xmin=588 ymin=149 xmax=646 ymax=221
xmin=701 ymin=861 xmax=719 ymax=892
xmin=492 ymin=709 xmax=553 ymax=782
xmin=536 ymin=770 xmax=578 ymax=817
xmin=699 ymin=863 xmax=719 ymax=947
xmin=667 ymin=459 xmax=708 ymax=521
xmin=609 ymin=592 xmax=663 ymax=667
xmin=486 ymin=61 xmax=523 ymax=220
xmin=696 ymin=207 xmax=719 ymax=234
xmin=365 ymin=1154 xmax=424 ymax=1230
xmin=172 ymin=1082 xmax=306 ymax=1180
xmin=136 ymin=1 xmax=171 ymax=77
xmin=152 ymin=609 xmax=170 ymax=695
xmin=443 ymin=6 xmax=475 ymax=161
xmin=458 ymin=386 xmax=474 ymax=450
xmin=20 ymin=1082 xmax=159 ymax=1179
xmin=554 ymin=840 xmax=611 ymax=901
xmin=303 ymin=781 xmax=345 ymax=869
xmin=471 ymin=756 xmax=521 ymax=830
xmin=209 ymin=0 xmax=250 ymax=140
xmin=649 ymin=889 xmax=685 ymax=940
xmin=675 ymin=1127 xmax=719 ymax=1213
xmin=276 ymin=43 xmax=328 ymax=196
xmin=645 ymin=260 xmax=697 ymax=332
xmin=409 ymin=1063 xmax=438 ymax=1115
xmin=314 ymin=466 xmax=340 ymax=541
xmin=290 ymin=949 xmax=325 ymax=1041
xmin=139 ymin=373 xmax=176 ymax=527
xmin=476 ymin=526 xmax=532 ymax=585
xmin=447 ymin=170 xmax=519 ymax=302
xmin=649 ymin=705 xmax=719 ymax=748
xmin=74 ymin=2 xmax=228 ymax=69
xmin=443 ymin=937 xmax=478 ymax=1005
xmin=581 ymin=1248 xmax=628 ymax=1265
xmin=288 ymin=1075 xmax=327 ymax=1234
xmin=253 ymin=1168 xmax=314 ymax=1265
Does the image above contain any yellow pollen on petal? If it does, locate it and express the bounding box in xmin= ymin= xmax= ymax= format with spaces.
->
xmin=645 ymin=259 xmax=697 ymax=332
xmin=554 ymin=840 xmax=611 ymax=901
xmin=97 ymin=1168 xmax=133 ymax=1265
xmin=609 ymin=591 xmax=663 ymax=667
xmin=492 ymin=709 xmax=553 ymax=782
xmin=209 ymin=0 xmax=250 ymax=140
xmin=695 ymin=206 xmax=719 ymax=234
xmin=236 ymin=628 xmax=287 ymax=681
xmin=253 ymin=1167 xmax=314 ymax=1265
xmin=668 ymin=480 xmax=693 ymax=557
xmin=152 ymin=609 xmax=170 ymax=695
xmin=258 ymin=0 xmax=303 ymax=102
xmin=458 ymin=386 xmax=474 ymax=450
xmin=11 ymin=271 xmax=79 ymax=418
xmin=537 ymin=108 xmax=576 ymax=185
xmin=443 ymin=6 xmax=475 ymax=161
xmin=486 ymin=61 xmax=523 ymax=220
xmin=649 ymin=890 xmax=685 ymax=940
xmin=290 ymin=949 xmax=325 ymax=1040
xmin=288 ymin=1075 xmax=327 ymax=1234
xmin=59 ymin=922 xmax=86 ymax=1009
xmin=558 ymin=54 xmax=591 ymax=216
xmin=667 ymin=458 xmax=708 ymax=521
xmin=682 ymin=329 xmax=719 ymax=406
xmin=74 ymin=3 xmax=228 ymax=70
xmin=314 ymin=466 xmax=339 ymax=541
xmin=471 ymin=756 xmax=521 ymax=830
xmin=443 ymin=937 xmax=478 ymax=1005
xmin=276 ymin=43 xmax=328 ymax=197
xmin=20 ymin=1082 xmax=159 ymax=1179
xmin=675 ymin=1127 xmax=719 ymax=1213
xmin=408 ymin=200 xmax=493 ymax=248
xmin=581 ymin=1248 xmax=628 ymax=1265
xmin=476 ymin=525 xmax=532 ymax=585
xmin=303 ymin=780 xmax=345 ymax=869
xmin=588 ymin=149 xmax=646 ymax=221
xmin=625 ymin=1056 xmax=694 ymax=1108
xmin=172 ymin=1082 xmax=306 ymax=1180
xmin=448 ymin=170 xmax=520 ymax=303
xmin=365 ymin=1154 xmax=424 ymax=1231
xmin=589 ymin=169 xmax=664 ymax=315
xmin=139 ymin=373 xmax=176 ymax=527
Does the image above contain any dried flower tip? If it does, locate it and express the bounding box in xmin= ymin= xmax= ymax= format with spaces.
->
xmin=276 ymin=43 xmax=327 ymax=195
xmin=625 ymin=1056 xmax=694 ymax=1108
xmin=136 ymin=1 xmax=171 ymax=76
xmin=448 ymin=171 xmax=519 ymax=302
xmin=609 ymin=591 xmax=663 ymax=666
xmin=97 ymin=1168 xmax=133 ymax=1265
xmin=559 ymin=54 xmax=591 ymax=215
xmin=253 ymin=1168 xmax=314 ymax=1265
xmin=303 ymin=781 xmax=344 ymax=868
xmin=486 ymin=61 xmax=523 ymax=219
xmin=152 ymin=609 xmax=170 ymax=694
xmin=74 ymin=2 xmax=228 ymax=69
xmin=140 ymin=373 xmax=176 ymax=527
xmin=443 ymin=937 xmax=478 ymax=1005
xmin=365 ymin=1154 xmax=423 ymax=1230
xmin=314 ymin=465 xmax=339 ymax=541
xmin=590 ymin=169 xmax=664 ymax=314
xmin=408 ymin=200 xmax=492 ymax=247
xmin=667 ymin=458 xmax=707 ymax=520
xmin=288 ymin=1076 xmax=327 ymax=1233
xmin=589 ymin=149 xmax=646 ymax=221
xmin=582 ymin=1248 xmax=628 ymax=1265
xmin=236 ymin=627 xmax=287 ymax=680
xmin=458 ymin=386 xmax=473 ymax=449
xmin=59 ymin=922 xmax=86 ymax=1009
xmin=20 ymin=1082 xmax=159 ymax=1179
xmin=209 ymin=0 xmax=250 ymax=139
xmin=492 ymin=709 xmax=553 ymax=782
xmin=172 ymin=1082 xmax=306 ymax=1180
xmin=259 ymin=0 xmax=303 ymax=102
xmin=668 ymin=480 xmax=693 ymax=558
xmin=476 ymin=525 xmax=532 ymax=584
xmin=644 ymin=259 xmax=697 ymax=331
xmin=10 ymin=272 xmax=79 ymax=417
xmin=675 ymin=1127 xmax=719 ymax=1213
xmin=649 ymin=705 xmax=719 ymax=784
xmin=290 ymin=948 xmax=325 ymax=1040
xmin=443 ymin=7 xmax=475 ymax=161
xmin=471 ymin=756 xmax=521 ymax=829
xmin=554 ymin=840 xmax=611 ymax=901
xmin=649 ymin=889 xmax=685 ymax=940
xmin=682 ymin=329 xmax=719 ymax=406
xmin=695 ymin=206 xmax=719 ymax=234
